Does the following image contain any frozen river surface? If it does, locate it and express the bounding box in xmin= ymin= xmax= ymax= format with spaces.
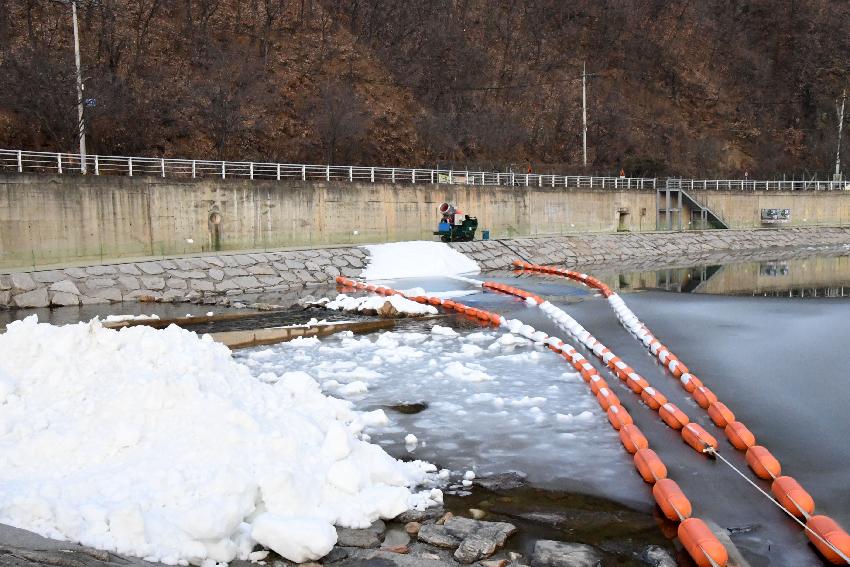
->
xmin=238 ymin=263 xmax=850 ymax=567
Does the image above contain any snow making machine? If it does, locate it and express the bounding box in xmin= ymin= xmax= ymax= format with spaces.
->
xmin=434 ymin=202 xmax=478 ymax=242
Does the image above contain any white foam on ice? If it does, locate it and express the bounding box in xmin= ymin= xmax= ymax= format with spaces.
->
xmin=237 ymin=325 xmax=642 ymax=502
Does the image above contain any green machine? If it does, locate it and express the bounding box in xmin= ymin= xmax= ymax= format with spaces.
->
xmin=434 ymin=202 xmax=478 ymax=242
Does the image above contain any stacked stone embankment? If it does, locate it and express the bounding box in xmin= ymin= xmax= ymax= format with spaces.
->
xmin=2 ymin=227 xmax=850 ymax=310
xmin=450 ymin=227 xmax=850 ymax=270
xmin=0 ymin=248 xmax=365 ymax=309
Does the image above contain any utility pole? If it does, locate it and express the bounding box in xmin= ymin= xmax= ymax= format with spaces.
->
xmin=581 ymin=63 xmax=597 ymax=168
xmin=71 ymin=0 xmax=87 ymax=173
xmin=834 ymin=89 xmax=846 ymax=182
xmin=582 ymin=62 xmax=587 ymax=167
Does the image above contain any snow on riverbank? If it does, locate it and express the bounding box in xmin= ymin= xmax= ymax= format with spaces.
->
xmin=0 ymin=317 xmax=439 ymax=565
xmin=360 ymin=241 xmax=480 ymax=280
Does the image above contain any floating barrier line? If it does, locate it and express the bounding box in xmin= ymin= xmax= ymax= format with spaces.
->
xmin=481 ymin=281 xmax=709 ymax=443
xmin=707 ymin=448 xmax=850 ymax=564
xmin=335 ymin=276 xmax=730 ymax=567
xmin=512 ymin=261 xmax=850 ymax=565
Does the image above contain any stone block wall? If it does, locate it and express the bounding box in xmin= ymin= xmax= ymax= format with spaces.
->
xmin=0 ymin=248 xmax=366 ymax=309
xmin=3 ymin=227 xmax=850 ymax=310
xmin=450 ymin=227 xmax=850 ymax=269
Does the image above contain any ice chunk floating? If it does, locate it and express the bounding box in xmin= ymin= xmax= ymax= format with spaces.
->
xmin=0 ymin=316 xmax=438 ymax=565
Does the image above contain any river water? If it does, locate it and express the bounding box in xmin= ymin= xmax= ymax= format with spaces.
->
xmin=2 ymin=251 xmax=848 ymax=566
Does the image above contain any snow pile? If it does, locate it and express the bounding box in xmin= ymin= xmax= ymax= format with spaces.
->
xmin=0 ymin=317 xmax=438 ymax=565
xmin=360 ymin=241 xmax=480 ymax=280
xmin=325 ymin=294 xmax=437 ymax=316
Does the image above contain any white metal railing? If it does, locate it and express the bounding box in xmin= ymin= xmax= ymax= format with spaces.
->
xmin=0 ymin=148 xmax=656 ymax=190
xmin=667 ymin=177 xmax=850 ymax=192
xmin=5 ymin=148 xmax=846 ymax=191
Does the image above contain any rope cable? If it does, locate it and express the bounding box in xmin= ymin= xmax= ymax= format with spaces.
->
xmin=706 ymin=447 xmax=850 ymax=564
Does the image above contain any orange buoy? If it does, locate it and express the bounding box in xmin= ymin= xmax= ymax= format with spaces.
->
xmin=614 ymin=365 xmax=635 ymax=381
xmin=680 ymin=373 xmax=703 ymax=393
xmin=634 ymin=448 xmax=667 ymax=483
xmin=428 ymin=297 xmax=442 ymax=306
xmin=725 ymin=421 xmax=756 ymax=450
xmin=626 ymin=373 xmax=649 ymax=393
xmin=619 ymin=424 xmax=649 ymax=454
xmin=607 ymin=405 xmax=634 ymax=430
xmin=596 ymin=387 xmax=621 ymax=411
xmin=772 ymin=476 xmax=816 ymax=518
xmin=476 ymin=310 xmax=490 ymax=321
xmin=653 ymin=478 xmax=693 ymax=521
xmin=806 ymin=515 xmax=850 ymax=564
xmin=659 ymin=403 xmax=690 ymax=430
xmin=335 ymin=276 xmax=346 ymax=285
xmin=681 ymin=423 xmax=719 ymax=453
xmin=489 ymin=313 xmax=502 ymax=325
xmin=678 ymin=517 xmax=729 ymax=567
xmin=693 ymin=386 xmax=719 ymax=409
xmin=640 ymin=387 xmax=669 ymax=410
xmin=669 ymin=359 xmax=689 ymax=377
xmin=707 ymin=402 xmax=735 ymax=428
xmin=413 ymin=296 xmax=428 ymax=304
xmin=605 ymin=355 xmax=623 ymax=369
xmin=746 ymin=445 xmax=781 ymax=480
xmin=365 ymin=285 xmax=377 ymax=291
xmin=589 ymin=375 xmax=609 ymax=395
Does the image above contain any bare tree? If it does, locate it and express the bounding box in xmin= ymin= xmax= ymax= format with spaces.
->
xmin=311 ymin=80 xmax=369 ymax=164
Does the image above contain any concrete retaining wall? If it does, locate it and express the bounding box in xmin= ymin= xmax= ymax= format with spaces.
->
xmin=0 ymin=174 xmax=658 ymax=271
xmin=3 ymin=227 xmax=849 ymax=310
xmin=9 ymin=174 xmax=850 ymax=272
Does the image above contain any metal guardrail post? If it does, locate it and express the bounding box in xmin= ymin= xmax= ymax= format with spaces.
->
xmin=221 ymin=161 xmax=225 ymax=179
xmin=128 ymin=157 xmax=133 ymax=176
xmin=371 ymin=167 xmax=375 ymax=183
xmin=94 ymin=155 xmax=99 ymax=175
xmin=349 ymin=166 xmax=353 ymax=182
xmin=326 ymin=165 xmax=330 ymax=181
xmin=430 ymin=170 xmax=434 ymax=184
xmin=57 ymin=153 xmax=63 ymax=174
xmin=276 ymin=163 xmax=280 ymax=181
xmin=249 ymin=162 xmax=254 ymax=180
xmin=17 ymin=150 xmax=22 ymax=172
xmin=525 ymin=174 xmax=529 ymax=187
xmin=302 ymin=165 xmax=306 ymax=181
xmin=192 ymin=160 xmax=196 ymax=178
xmin=449 ymin=171 xmax=453 ymax=184
xmin=412 ymin=169 xmax=416 ymax=184
xmin=391 ymin=168 xmax=395 ymax=183
xmin=161 ymin=158 xmax=165 ymax=178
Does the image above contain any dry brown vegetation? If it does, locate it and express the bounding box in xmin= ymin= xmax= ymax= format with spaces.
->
xmin=2 ymin=0 xmax=849 ymax=177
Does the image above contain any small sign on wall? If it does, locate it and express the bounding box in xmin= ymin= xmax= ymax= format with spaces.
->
xmin=761 ymin=208 xmax=791 ymax=223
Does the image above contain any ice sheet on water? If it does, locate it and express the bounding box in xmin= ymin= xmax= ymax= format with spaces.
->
xmin=236 ymin=322 xmax=645 ymax=503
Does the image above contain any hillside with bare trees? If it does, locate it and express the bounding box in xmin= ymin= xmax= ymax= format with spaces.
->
xmin=2 ymin=0 xmax=849 ymax=177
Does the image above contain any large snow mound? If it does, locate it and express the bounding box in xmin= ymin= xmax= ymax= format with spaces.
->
xmin=360 ymin=241 xmax=480 ymax=280
xmin=0 ymin=317 xmax=437 ymax=565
